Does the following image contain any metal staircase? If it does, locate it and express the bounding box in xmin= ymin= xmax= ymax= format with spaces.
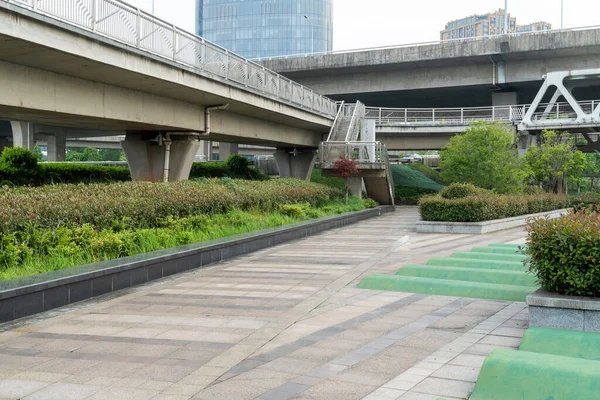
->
xmin=318 ymin=101 xmax=395 ymax=206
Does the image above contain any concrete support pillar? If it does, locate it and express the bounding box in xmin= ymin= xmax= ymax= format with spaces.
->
xmin=197 ymin=140 xmax=212 ymax=162
xmin=10 ymin=121 xmax=35 ymax=150
xmin=219 ymin=142 xmax=239 ymax=160
xmin=518 ymin=132 xmax=537 ymax=158
xmin=46 ymin=134 xmax=66 ymax=162
xmin=122 ymin=133 xmax=201 ymax=182
xmin=344 ymin=177 xmax=363 ymax=199
xmin=274 ymin=148 xmax=317 ymax=181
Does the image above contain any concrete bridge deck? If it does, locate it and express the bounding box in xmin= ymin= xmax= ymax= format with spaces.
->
xmin=0 ymin=208 xmax=529 ymax=400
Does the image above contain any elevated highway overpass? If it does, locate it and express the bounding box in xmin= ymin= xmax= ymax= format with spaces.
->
xmin=259 ymin=27 xmax=600 ymax=109
xmin=0 ymin=0 xmax=337 ymax=180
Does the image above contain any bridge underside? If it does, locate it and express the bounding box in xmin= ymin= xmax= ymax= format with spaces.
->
xmin=330 ymin=83 xmax=600 ymax=110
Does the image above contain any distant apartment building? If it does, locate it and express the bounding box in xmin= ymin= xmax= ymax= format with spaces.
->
xmin=440 ymin=9 xmax=551 ymax=40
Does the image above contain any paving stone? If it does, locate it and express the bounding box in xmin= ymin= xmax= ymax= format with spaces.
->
xmin=411 ymin=377 xmax=475 ymax=399
xmin=431 ymin=365 xmax=480 ymax=382
xmin=0 ymin=379 xmax=49 ymax=399
xmin=23 ymin=383 xmax=103 ymax=400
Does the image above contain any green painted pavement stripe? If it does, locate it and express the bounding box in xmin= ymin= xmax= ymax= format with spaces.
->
xmin=427 ymin=257 xmax=527 ymax=271
xmin=520 ymin=327 xmax=600 ymax=361
xmin=395 ymin=264 xmax=537 ymax=287
xmin=470 ymin=348 xmax=600 ymax=400
xmin=357 ymin=275 xmax=537 ymax=302
xmin=488 ymin=243 xmax=527 ymax=250
xmin=450 ymin=252 xmax=526 ymax=262
xmin=471 ymin=246 xmax=524 ymax=255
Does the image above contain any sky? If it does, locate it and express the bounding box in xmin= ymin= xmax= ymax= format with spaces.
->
xmin=128 ymin=0 xmax=600 ymax=51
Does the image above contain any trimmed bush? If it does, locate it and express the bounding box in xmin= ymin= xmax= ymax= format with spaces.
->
xmin=40 ymin=163 xmax=131 ymax=184
xmin=395 ymin=186 xmax=438 ymax=205
xmin=0 ymin=147 xmax=41 ymax=185
xmin=525 ymin=211 xmax=600 ymax=297
xmin=419 ymin=193 xmax=568 ymax=222
xmin=440 ymin=183 xmax=486 ymax=199
xmin=0 ymin=179 xmax=341 ymax=234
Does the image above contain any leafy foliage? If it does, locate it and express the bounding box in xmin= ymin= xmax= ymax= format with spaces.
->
xmin=440 ymin=122 xmax=524 ymax=193
xmin=408 ymin=164 xmax=447 ymax=185
xmin=40 ymin=163 xmax=131 ymax=184
xmin=395 ymin=186 xmax=438 ymax=205
xmin=0 ymin=179 xmax=341 ymax=235
xmin=311 ymin=169 xmax=346 ymax=191
xmin=0 ymin=195 xmax=371 ymax=279
xmin=439 ymin=183 xmax=486 ymax=199
xmin=523 ymin=130 xmax=587 ymax=193
xmin=333 ymin=156 xmax=359 ymax=178
xmin=66 ymin=147 xmax=102 ymax=162
xmin=419 ymin=193 xmax=568 ymax=222
xmin=525 ymin=210 xmax=600 ymax=297
xmin=0 ymin=147 xmax=41 ymax=185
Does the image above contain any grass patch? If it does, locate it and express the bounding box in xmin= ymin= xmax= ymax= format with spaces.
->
xmin=391 ymin=165 xmax=445 ymax=191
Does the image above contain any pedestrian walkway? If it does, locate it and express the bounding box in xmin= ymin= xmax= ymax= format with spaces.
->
xmin=0 ymin=207 xmax=530 ymax=400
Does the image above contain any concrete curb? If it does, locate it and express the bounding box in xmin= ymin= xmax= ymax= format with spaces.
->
xmin=527 ymin=288 xmax=600 ymax=332
xmin=416 ymin=208 xmax=570 ymax=234
xmin=0 ymin=206 xmax=394 ymax=324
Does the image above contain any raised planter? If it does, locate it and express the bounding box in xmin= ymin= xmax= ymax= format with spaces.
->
xmin=416 ymin=209 xmax=570 ymax=234
xmin=527 ymin=289 xmax=600 ymax=333
xmin=0 ymin=206 xmax=394 ymax=324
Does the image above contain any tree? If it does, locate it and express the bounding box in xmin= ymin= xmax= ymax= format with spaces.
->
xmin=334 ymin=156 xmax=360 ymax=204
xmin=99 ymin=149 xmax=125 ymax=161
xmin=523 ymin=130 xmax=586 ymax=194
xmin=439 ymin=122 xmax=524 ymax=193
xmin=33 ymin=145 xmax=45 ymax=161
xmin=66 ymin=147 xmax=101 ymax=162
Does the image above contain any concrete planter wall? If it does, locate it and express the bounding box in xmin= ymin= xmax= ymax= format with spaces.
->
xmin=527 ymin=289 xmax=600 ymax=333
xmin=416 ymin=209 xmax=570 ymax=234
xmin=0 ymin=206 xmax=394 ymax=324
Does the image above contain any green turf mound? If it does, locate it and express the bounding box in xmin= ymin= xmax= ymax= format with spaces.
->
xmin=358 ymin=275 xmax=536 ymax=302
xmin=357 ymin=243 xmax=537 ymax=301
xmin=390 ymin=165 xmax=445 ymax=191
xmin=471 ymin=348 xmax=600 ymax=400
xmin=519 ymin=327 xmax=600 ymax=361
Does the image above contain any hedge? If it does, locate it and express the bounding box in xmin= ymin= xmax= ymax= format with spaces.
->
xmin=419 ymin=193 xmax=569 ymax=222
xmin=395 ymin=186 xmax=438 ymax=205
xmin=525 ymin=210 xmax=600 ymax=297
xmin=0 ymin=179 xmax=341 ymax=234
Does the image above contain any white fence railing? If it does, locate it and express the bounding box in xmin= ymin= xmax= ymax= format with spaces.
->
xmin=3 ymin=0 xmax=337 ymax=118
xmin=366 ymin=100 xmax=600 ymax=127
xmin=319 ymin=141 xmax=388 ymax=164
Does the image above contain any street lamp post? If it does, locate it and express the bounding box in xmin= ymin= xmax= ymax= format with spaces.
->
xmin=561 ymin=0 xmax=564 ymax=29
xmin=303 ymin=15 xmax=314 ymax=54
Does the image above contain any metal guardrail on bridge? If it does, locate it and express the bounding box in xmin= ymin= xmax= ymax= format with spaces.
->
xmin=365 ymin=100 xmax=600 ymax=127
xmin=3 ymin=0 xmax=338 ymax=118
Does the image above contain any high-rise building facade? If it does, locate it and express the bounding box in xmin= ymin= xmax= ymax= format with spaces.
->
xmin=196 ymin=0 xmax=333 ymax=59
xmin=440 ymin=9 xmax=551 ymax=41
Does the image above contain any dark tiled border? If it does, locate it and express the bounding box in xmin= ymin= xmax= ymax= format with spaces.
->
xmin=0 ymin=206 xmax=394 ymax=324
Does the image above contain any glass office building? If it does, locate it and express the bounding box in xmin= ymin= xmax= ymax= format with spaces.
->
xmin=196 ymin=0 xmax=333 ymax=59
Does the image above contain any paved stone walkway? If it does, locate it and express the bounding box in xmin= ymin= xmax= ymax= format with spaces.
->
xmin=0 ymin=207 xmax=529 ymax=400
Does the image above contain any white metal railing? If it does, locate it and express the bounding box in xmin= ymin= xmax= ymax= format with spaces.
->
xmin=3 ymin=0 xmax=337 ymax=118
xmin=253 ymin=24 xmax=600 ymax=62
xmin=365 ymin=100 xmax=600 ymax=127
xmin=345 ymin=102 xmax=365 ymax=142
xmin=319 ymin=141 xmax=388 ymax=164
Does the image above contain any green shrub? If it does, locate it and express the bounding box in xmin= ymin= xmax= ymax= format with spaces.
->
xmin=0 ymin=179 xmax=342 ymax=234
xmin=395 ymin=186 xmax=438 ymax=205
xmin=0 ymin=148 xmax=41 ymax=185
xmin=439 ymin=183 xmax=486 ymax=199
xmin=225 ymin=154 xmax=249 ymax=176
xmin=419 ymin=193 xmax=569 ymax=222
xmin=278 ymin=203 xmax=311 ymax=218
xmin=363 ymin=198 xmax=378 ymax=209
xmin=570 ymin=193 xmax=600 ymax=213
xmin=524 ymin=185 xmax=545 ymax=195
xmin=311 ymin=169 xmax=346 ymax=191
xmin=40 ymin=163 xmax=131 ymax=184
xmin=525 ymin=211 xmax=600 ymax=297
